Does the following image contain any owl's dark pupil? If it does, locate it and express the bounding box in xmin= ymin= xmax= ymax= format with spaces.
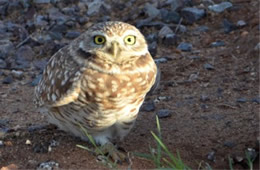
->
xmin=98 ymin=38 xmax=103 ymax=42
xmin=127 ymin=38 xmax=131 ymax=42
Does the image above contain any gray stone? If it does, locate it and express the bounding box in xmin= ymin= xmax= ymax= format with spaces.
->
xmin=160 ymin=9 xmax=180 ymax=24
xmin=156 ymin=109 xmax=172 ymax=118
xmin=237 ymin=20 xmax=246 ymax=27
xmin=211 ymin=41 xmax=225 ymax=47
xmin=158 ymin=26 xmax=174 ymax=39
xmin=154 ymin=57 xmax=168 ymax=64
xmin=143 ymin=3 xmax=160 ymax=19
xmin=207 ymin=151 xmax=216 ymax=162
xmin=65 ymin=31 xmax=81 ymax=39
xmin=34 ymin=15 xmax=48 ymax=26
xmin=177 ymin=42 xmax=192 ymax=51
xmin=200 ymin=95 xmax=210 ymax=102
xmin=37 ymin=161 xmax=59 ymax=170
xmin=141 ymin=101 xmax=155 ymax=112
xmin=0 ymin=59 xmax=6 ymax=69
xmin=31 ymin=74 xmax=42 ymax=86
xmin=34 ymin=0 xmax=50 ymax=3
xmin=170 ymin=0 xmax=184 ymax=11
xmin=163 ymin=33 xmax=178 ymax=46
xmin=223 ymin=19 xmax=236 ymax=33
xmin=146 ymin=33 xmax=158 ymax=44
xmin=251 ymin=97 xmax=260 ymax=104
xmin=208 ymin=2 xmax=233 ymax=13
xmin=181 ymin=7 xmax=205 ymax=24
xmin=0 ymin=119 xmax=9 ymax=127
xmin=236 ymin=98 xmax=247 ymax=103
xmin=148 ymin=41 xmax=157 ymax=57
xmin=33 ymin=58 xmax=48 ymax=71
xmin=11 ymin=70 xmax=24 ymax=79
xmin=203 ymin=63 xmax=214 ymax=70
xmin=16 ymin=45 xmax=35 ymax=61
xmin=224 ymin=141 xmax=236 ymax=148
xmin=87 ymin=0 xmax=111 ymax=16
xmin=47 ymin=7 xmax=69 ymax=23
xmin=194 ymin=25 xmax=209 ymax=33
xmin=28 ymin=124 xmax=46 ymax=132
xmin=0 ymin=40 xmax=14 ymax=59
xmin=2 ymin=75 xmax=13 ymax=84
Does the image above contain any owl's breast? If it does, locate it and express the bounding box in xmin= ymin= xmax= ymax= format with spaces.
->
xmin=79 ymin=54 xmax=157 ymax=113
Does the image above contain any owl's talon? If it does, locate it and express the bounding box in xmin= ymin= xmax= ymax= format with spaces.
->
xmin=96 ymin=142 xmax=127 ymax=164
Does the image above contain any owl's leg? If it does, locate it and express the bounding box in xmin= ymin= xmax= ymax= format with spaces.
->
xmin=96 ymin=142 xmax=127 ymax=163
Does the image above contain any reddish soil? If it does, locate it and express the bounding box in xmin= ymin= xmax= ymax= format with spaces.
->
xmin=0 ymin=0 xmax=259 ymax=169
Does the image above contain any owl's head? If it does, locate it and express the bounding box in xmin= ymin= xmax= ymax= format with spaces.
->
xmin=78 ymin=21 xmax=148 ymax=64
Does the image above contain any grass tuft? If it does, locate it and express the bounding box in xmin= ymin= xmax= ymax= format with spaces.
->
xmin=135 ymin=116 xmax=190 ymax=169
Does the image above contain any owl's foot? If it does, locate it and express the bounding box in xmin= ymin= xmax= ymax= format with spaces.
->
xmin=95 ymin=142 xmax=128 ymax=164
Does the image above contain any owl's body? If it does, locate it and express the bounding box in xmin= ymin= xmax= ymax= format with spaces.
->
xmin=35 ymin=21 xmax=157 ymax=146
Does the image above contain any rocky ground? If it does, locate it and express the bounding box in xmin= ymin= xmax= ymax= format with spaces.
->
xmin=0 ymin=0 xmax=259 ymax=169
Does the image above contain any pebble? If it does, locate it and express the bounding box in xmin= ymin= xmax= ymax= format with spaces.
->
xmin=26 ymin=139 xmax=32 ymax=145
xmin=160 ymin=9 xmax=180 ymax=24
xmin=200 ymin=95 xmax=210 ymax=102
xmin=154 ymin=57 xmax=168 ymax=64
xmin=0 ymin=40 xmax=14 ymax=59
xmin=33 ymin=142 xmax=49 ymax=153
xmin=156 ymin=109 xmax=171 ymax=118
xmin=203 ymin=63 xmax=214 ymax=70
xmin=211 ymin=40 xmax=225 ymax=47
xmin=27 ymin=124 xmax=46 ymax=132
xmin=187 ymin=55 xmax=200 ymax=60
xmin=251 ymin=97 xmax=260 ymax=104
xmin=181 ymin=7 xmax=205 ymax=24
xmin=0 ymin=140 xmax=3 ymax=147
xmin=207 ymin=151 xmax=216 ymax=162
xmin=246 ymin=148 xmax=257 ymax=161
xmin=223 ymin=141 xmax=236 ymax=148
xmin=37 ymin=161 xmax=59 ymax=170
xmin=223 ymin=19 xmax=236 ymax=33
xmin=158 ymin=26 xmax=174 ymax=39
xmin=145 ymin=33 xmax=158 ymax=43
xmin=31 ymin=74 xmax=42 ymax=86
xmin=194 ymin=25 xmax=209 ymax=33
xmin=47 ymin=7 xmax=68 ymax=23
xmin=169 ymin=0 xmax=185 ymax=11
xmin=141 ymin=101 xmax=155 ymax=112
xmin=0 ymin=58 xmax=7 ymax=69
xmin=163 ymin=33 xmax=178 ymax=46
xmin=33 ymin=59 xmax=48 ymax=71
xmin=148 ymin=41 xmax=157 ymax=57
xmin=237 ymin=20 xmax=246 ymax=27
xmin=177 ymin=42 xmax=192 ymax=51
xmin=34 ymin=15 xmax=48 ymax=26
xmin=0 ymin=119 xmax=9 ymax=127
xmin=65 ymin=31 xmax=81 ymax=39
xmin=11 ymin=70 xmax=24 ymax=79
xmin=87 ymin=0 xmax=110 ymax=16
xmin=2 ymin=75 xmax=13 ymax=84
xmin=208 ymin=2 xmax=233 ymax=13
xmin=143 ymin=3 xmax=160 ymax=19
xmin=236 ymin=98 xmax=247 ymax=103
xmin=49 ymin=139 xmax=59 ymax=147
xmin=34 ymin=0 xmax=50 ymax=3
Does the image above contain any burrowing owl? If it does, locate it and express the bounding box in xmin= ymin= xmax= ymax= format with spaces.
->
xmin=34 ymin=21 xmax=158 ymax=161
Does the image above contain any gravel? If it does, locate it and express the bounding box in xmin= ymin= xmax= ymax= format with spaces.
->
xmin=208 ymin=2 xmax=233 ymax=13
xmin=156 ymin=109 xmax=172 ymax=118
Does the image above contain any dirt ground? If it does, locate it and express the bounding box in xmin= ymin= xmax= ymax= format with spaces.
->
xmin=0 ymin=0 xmax=259 ymax=169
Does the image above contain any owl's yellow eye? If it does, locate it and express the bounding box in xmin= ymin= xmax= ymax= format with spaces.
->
xmin=94 ymin=35 xmax=106 ymax=45
xmin=124 ymin=35 xmax=136 ymax=45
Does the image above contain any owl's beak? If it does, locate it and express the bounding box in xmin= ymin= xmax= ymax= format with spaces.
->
xmin=110 ymin=41 xmax=119 ymax=58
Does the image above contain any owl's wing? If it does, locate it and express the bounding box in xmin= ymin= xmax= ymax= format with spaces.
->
xmin=34 ymin=45 xmax=90 ymax=108
xmin=147 ymin=63 xmax=160 ymax=95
